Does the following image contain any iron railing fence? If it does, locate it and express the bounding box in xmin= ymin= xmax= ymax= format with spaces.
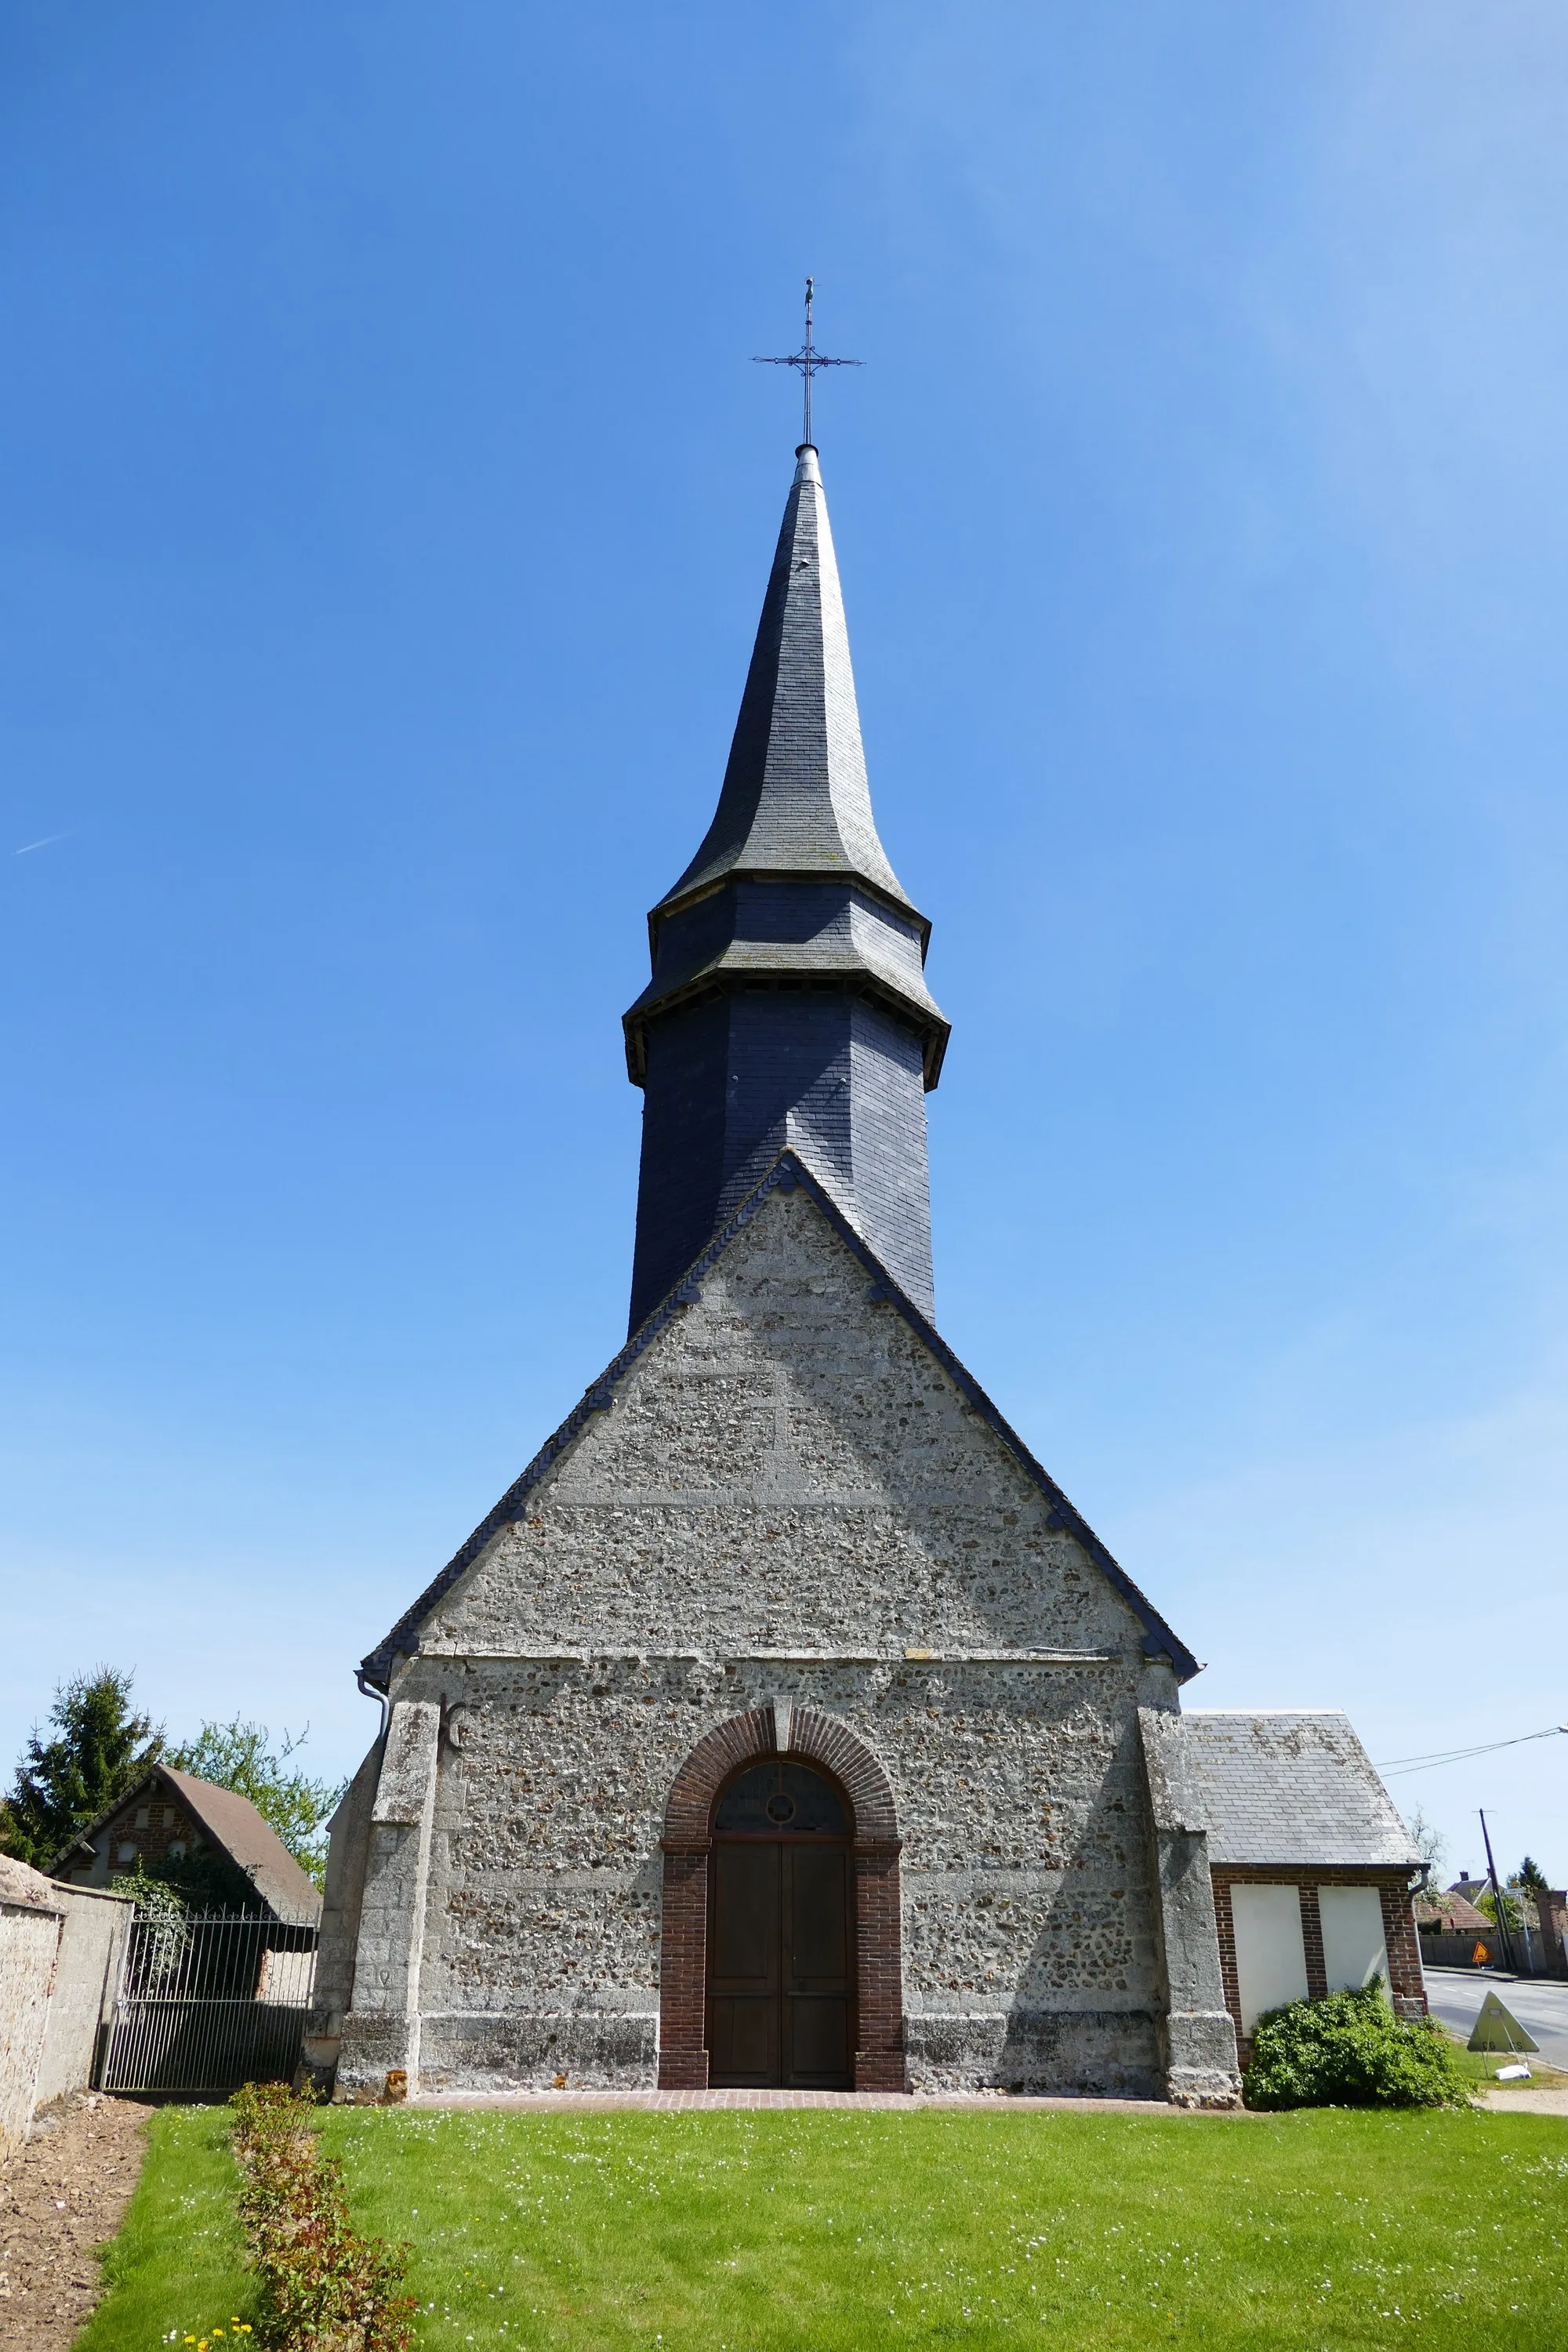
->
xmin=101 ymin=1911 xmax=318 ymax=2095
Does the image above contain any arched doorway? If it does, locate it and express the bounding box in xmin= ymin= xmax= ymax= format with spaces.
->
xmin=708 ymin=1759 xmax=854 ymax=2089
xmin=658 ymin=1703 xmax=906 ymax=2093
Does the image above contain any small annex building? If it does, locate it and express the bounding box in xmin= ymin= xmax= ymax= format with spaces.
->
xmin=54 ymin=1765 xmax=321 ymax=1929
xmin=1168 ymin=1712 xmax=1425 ymax=2053
xmin=310 ymin=434 xmax=1425 ymax=2109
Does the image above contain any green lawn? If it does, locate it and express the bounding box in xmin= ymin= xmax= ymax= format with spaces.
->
xmin=80 ymin=2102 xmax=1568 ymax=2351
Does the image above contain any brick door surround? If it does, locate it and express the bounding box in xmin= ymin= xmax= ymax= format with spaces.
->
xmin=658 ymin=1704 xmax=907 ymax=2092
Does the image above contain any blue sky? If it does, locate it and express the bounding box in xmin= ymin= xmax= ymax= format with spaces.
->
xmin=4 ymin=2 xmax=1566 ymax=1883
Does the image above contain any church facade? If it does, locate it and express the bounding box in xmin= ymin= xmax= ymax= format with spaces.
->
xmin=309 ymin=441 xmax=1421 ymax=2107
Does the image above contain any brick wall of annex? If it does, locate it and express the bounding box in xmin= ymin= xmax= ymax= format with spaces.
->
xmin=1210 ymin=1864 xmax=1427 ymax=2062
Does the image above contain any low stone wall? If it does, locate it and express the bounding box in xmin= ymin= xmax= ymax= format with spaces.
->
xmin=0 ymin=1855 xmax=132 ymax=2151
xmin=1 ymin=1864 xmax=64 ymax=2160
xmin=34 ymin=1885 xmax=132 ymax=2109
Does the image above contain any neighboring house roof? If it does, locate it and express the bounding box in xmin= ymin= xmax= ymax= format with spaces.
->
xmin=59 ymin=1765 xmax=321 ymax=1926
xmin=1416 ymin=1891 xmax=1490 ymax=1933
xmin=1177 ymin=1710 xmax=1419 ymax=1871
xmin=360 ymin=1147 xmax=1202 ymax=1689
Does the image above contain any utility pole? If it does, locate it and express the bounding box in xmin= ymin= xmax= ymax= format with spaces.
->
xmin=1479 ymin=1808 xmax=1519 ymax=1974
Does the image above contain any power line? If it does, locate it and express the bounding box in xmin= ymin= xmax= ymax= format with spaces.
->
xmin=1377 ymin=1724 xmax=1568 ymax=1778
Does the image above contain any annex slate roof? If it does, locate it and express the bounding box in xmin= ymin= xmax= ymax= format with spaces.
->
xmin=360 ymin=1145 xmax=1200 ymax=1689
xmin=1178 ymin=1711 xmax=1418 ymax=1870
xmin=59 ymin=1765 xmax=322 ymax=1926
xmin=650 ymin=446 xmax=921 ymax=932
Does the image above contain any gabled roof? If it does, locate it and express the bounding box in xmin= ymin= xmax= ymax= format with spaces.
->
xmin=1178 ymin=1710 xmax=1417 ymax=1870
xmin=1416 ymin=1890 xmax=1489 ymax=1933
xmin=361 ymin=1147 xmax=1200 ymax=1687
xmin=59 ymin=1764 xmax=321 ymax=1926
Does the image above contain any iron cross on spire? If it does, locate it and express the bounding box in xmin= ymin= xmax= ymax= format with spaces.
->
xmin=753 ymin=278 xmax=862 ymax=448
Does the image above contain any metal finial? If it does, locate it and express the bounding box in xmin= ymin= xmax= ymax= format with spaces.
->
xmin=753 ymin=277 xmax=862 ymax=448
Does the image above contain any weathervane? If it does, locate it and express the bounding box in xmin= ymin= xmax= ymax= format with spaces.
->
xmin=753 ymin=278 xmax=862 ymax=448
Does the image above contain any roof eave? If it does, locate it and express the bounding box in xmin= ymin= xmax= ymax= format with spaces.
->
xmin=649 ymin=868 xmax=932 ymax=960
xmin=622 ymin=971 xmax=950 ymax=1088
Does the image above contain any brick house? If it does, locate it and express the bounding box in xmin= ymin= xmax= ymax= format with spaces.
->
xmin=54 ymin=1765 xmax=321 ymax=1929
xmin=309 ymin=436 xmax=1425 ymax=2108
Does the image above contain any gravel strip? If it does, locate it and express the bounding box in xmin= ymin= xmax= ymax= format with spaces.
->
xmin=0 ymin=2091 xmax=152 ymax=2351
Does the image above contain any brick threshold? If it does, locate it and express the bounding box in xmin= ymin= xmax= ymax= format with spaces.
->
xmin=408 ymin=2089 xmax=1253 ymax=2116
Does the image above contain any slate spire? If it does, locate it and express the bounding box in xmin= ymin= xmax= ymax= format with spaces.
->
xmin=624 ymin=445 xmax=949 ymax=1332
xmin=652 ymin=445 xmax=918 ymax=921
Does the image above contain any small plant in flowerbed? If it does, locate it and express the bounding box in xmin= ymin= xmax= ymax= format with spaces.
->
xmin=1243 ymin=1979 xmax=1472 ymax=2111
xmin=228 ymin=2081 xmax=416 ymax=2351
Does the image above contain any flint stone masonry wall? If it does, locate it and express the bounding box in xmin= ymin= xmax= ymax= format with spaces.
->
xmin=419 ymin=1188 xmax=1138 ymax=1664
xmin=0 ymin=1893 xmax=60 ymax=2159
xmin=376 ymin=1651 xmax=1171 ymax=2093
xmin=328 ymin=1187 xmax=1189 ymax=2098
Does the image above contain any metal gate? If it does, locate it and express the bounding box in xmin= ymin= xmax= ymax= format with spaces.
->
xmin=101 ymin=1911 xmax=318 ymax=2095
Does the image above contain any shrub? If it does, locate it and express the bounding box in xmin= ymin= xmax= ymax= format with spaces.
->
xmin=229 ymin=2081 xmax=416 ymax=2350
xmin=1243 ymin=1981 xmax=1471 ymax=2111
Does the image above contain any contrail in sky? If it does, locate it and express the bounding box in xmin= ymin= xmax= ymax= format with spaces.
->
xmin=13 ymin=830 xmax=73 ymax=856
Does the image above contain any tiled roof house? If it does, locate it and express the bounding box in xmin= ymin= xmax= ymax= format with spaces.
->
xmin=54 ymin=1766 xmax=321 ymax=1929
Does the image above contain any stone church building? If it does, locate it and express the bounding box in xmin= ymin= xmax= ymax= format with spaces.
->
xmin=310 ymin=441 xmax=1425 ymax=2106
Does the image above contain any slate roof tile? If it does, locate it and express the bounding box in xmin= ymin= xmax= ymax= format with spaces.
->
xmin=1178 ymin=1708 xmax=1417 ymax=1869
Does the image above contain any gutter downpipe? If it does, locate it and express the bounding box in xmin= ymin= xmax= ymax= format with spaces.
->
xmin=355 ymin=1670 xmax=389 ymax=1744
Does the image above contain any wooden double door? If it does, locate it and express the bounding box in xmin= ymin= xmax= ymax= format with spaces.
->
xmin=706 ymin=1761 xmax=854 ymax=2089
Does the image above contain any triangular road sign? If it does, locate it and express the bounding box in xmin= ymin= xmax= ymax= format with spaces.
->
xmin=1467 ymin=1991 xmax=1540 ymax=2053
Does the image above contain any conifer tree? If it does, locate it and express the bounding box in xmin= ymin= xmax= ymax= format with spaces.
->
xmin=0 ymin=1668 xmax=163 ymax=1869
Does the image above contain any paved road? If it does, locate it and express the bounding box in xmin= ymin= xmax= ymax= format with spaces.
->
xmin=1423 ymin=1966 xmax=1568 ymax=2067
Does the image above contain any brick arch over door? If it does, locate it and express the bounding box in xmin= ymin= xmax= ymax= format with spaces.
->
xmin=658 ymin=1704 xmax=906 ymax=2092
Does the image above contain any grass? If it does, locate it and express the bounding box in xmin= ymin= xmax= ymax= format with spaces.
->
xmin=1426 ymin=2016 xmax=1568 ymax=2094
xmin=80 ymin=2101 xmax=1568 ymax=2351
xmin=1444 ymin=2042 xmax=1568 ymax=2092
xmin=74 ymin=2103 xmax=249 ymax=2352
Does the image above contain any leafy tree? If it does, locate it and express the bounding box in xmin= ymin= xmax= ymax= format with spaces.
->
xmin=1515 ymin=1856 xmax=1551 ymax=1897
xmin=0 ymin=1668 xmax=162 ymax=1869
xmin=1407 ymin=1806 xmax=1446 ymax=1882
xmin=1478 ymin=1886 xmax=1523 ymax=1932
xmin=166 ymin=1719 xmax=346 ymax=1892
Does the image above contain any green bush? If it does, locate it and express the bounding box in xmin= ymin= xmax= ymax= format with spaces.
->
xmin=1243 ymin=1981 xmax=1471 ymax=2111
